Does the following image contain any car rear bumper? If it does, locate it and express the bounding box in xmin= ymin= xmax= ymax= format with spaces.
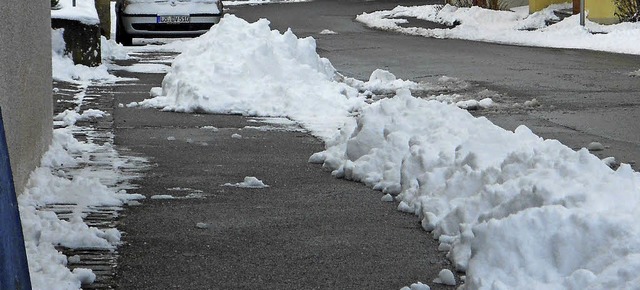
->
xmin=121 ymin=14 xmax=221 ymax=38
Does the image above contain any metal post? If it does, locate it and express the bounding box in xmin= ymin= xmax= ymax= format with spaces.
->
xmin=73 ymin=0 xmax=76 ymax=6
xmin=580 ymin=0 xmax=585 ymax=26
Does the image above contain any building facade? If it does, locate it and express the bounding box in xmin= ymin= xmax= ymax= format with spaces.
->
xmin=0 ymin=0 xmax=53 ymax=194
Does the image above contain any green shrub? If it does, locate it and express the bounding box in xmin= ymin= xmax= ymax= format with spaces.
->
xmin=615 ymin=0 xmax=640 ymax=22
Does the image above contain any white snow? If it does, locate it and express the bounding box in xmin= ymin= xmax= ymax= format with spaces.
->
xmin=44 ymin=4 xmax=640 ymax=289
xmin=433 ymin=269 xmax=456 ymax=286
xmin=231 ymin=133 xmax=243 ymax=139
xmin=128 ymin=15 xmax=367 ymax=141
xmin=312 ymin=89 xmax=640 ymax=289
xmin=121 ymin=14 xmax=640 ymax=289
xmin=51 ymin=0 xmax=100 ymax=25
xmin=200 ymin=126 xmax=220 ymax=131
xmin=356 ymin=4 xmax=640 ymax=55
xmin=320 ymin=29 xmax=338 ymax=35
xmin=150 ymin=194 xmax=176 ymax=199
xmin=30 ymin=24 xmax=147 ymax=289
xmin=587 ymin=141 xmax=605 ymax=151
xmin=52 ymin=30 xmax=122 ymax=83
xmin=108 ymin=63 xmax=172 ymax=74
xmin=400 ymin=282 xmax=431 ymax=290
xmin=381 ymin=193 xmax=394 ymax=202
xmin=223 ymin=176 xmax=270 ymax=188
xmin=195 ymin=222 xmax=210 ymax=229
xmin=20 ymin=127 xmax=145 ymax=289
xmin=54 ymin=109 xmax=107 ymax=127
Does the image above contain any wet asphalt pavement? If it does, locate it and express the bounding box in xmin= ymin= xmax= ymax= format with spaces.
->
xmin=112 ymin=54 xmax=456 ymax=289
xmin=112 ymin=0 xmax=640 ymax=288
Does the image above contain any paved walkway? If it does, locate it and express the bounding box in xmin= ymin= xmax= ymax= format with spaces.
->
xmin=110 ymin=53 xmax=456 ymax=289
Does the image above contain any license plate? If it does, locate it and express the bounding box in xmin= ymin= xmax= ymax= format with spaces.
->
xmin=157 ymin=15 xmax=190 ymax=24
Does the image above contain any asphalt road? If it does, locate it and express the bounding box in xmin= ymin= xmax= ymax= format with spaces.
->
xmin=231 ymin=0 xmax=640 ymax=169
xmin=112 ymin=54 xmax=456 ymax=289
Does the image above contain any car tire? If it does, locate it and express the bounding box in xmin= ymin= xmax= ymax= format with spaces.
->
xmin=115 ymin=14 xmax=133 ymax=46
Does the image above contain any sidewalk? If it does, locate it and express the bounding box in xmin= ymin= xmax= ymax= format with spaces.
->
xmin=109 ymin=53 xmax=456 ymax=289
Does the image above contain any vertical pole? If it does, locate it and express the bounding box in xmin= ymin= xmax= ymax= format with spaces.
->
xmin=0 ymin=108 xmax=32 ymax=290
xmin=580 ymin=0 xmax=585 ymax=26
xmin=73 ymin=0 xmax=76 ymax=6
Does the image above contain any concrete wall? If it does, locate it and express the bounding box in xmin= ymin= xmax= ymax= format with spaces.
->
xmin=0 ymin=0 xmax=53 ymax=194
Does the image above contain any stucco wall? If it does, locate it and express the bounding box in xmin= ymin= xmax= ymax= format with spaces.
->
xmin=587 ymin=0 xmax=618 ymax=24
xmin=0 ymin=0 xmax=53 ymax=194
xmin=529 ymin=0 xmax=568 ymax=13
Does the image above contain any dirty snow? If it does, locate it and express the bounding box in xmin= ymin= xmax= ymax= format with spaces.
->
xmin=20 ymin=127 xmax=145 ymax=289
xmin=31 ymin=27 xmax=147 ymax=289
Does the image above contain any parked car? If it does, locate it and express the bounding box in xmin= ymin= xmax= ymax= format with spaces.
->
xmin=115 ymin=0 xmax=223 ymax=45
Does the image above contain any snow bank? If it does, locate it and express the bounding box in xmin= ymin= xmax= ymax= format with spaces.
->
xmin=51 ymin=0 xmax=100 ymax=25
xmin=357 ymin=4 xmax=640 ymax=55
xmin=311 ymin=89 xmax=640 ymax=289
xmin=52 ymin=30 xmax=121 ymax=83
xmin=130 ymin=15 xmax=366 ymax=140
xmin=120 ymin=13 xmax=640 ymax=289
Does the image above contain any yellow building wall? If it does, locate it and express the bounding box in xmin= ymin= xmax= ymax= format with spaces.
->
xmin=529 ymin=0 xmax=619 ymax=24
xmin=586 ymin=0 xmax=618 ymax=24
xmin=529 ymin=0 xmax=569 ymax=13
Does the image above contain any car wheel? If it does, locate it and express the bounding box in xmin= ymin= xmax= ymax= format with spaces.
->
xmin=115 ymin=15 xmax=132 ymax=46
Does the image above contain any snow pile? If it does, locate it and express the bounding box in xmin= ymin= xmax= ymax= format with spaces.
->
xmin=101 ymin=36 xmax=131 ymax=61
xmin=51 ymin=0 xmax=100 ymax=25
xmin=129 ymin=15 xmax=366 ymax=140
xmin=311 ymin=89 xmax=640 ymax=289
xmin=224 ymin=176 xmax=270 ymax=188
xmin=356 ymin=4 xmax=640 ymax=55
xmin=52 ymin=30 xmax=121 ymax=83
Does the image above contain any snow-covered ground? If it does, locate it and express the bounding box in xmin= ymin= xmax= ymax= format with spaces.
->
xmin=40 ymin=2 xmax=640 ymax=289
xmin=26 ymin=24 xmax=150 ymax=289
xmin=357 ymin=3 xmax=640 ymax=55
